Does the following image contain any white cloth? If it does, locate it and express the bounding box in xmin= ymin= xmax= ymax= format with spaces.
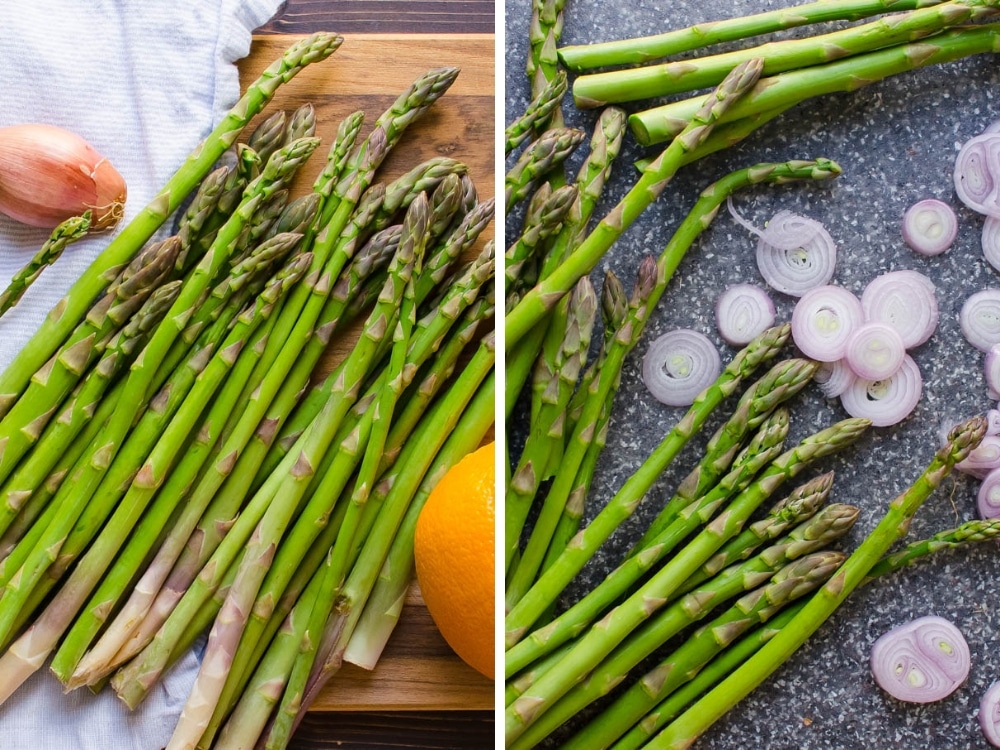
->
xmin=0 ymin=1 xmax=284 ymax=748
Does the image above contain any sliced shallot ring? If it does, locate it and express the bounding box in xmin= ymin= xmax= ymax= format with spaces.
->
xmin=715 ymin=283 xmax=775 ymax=346
xmin=902 ymin=199 xmax=957 ymax=256
xmin=988 ymin=409 xmax=1000 ymax=436
xmin=839 ymin=354 xmax=922 ymax=427
xmin=727 ymin=198 xmax=824 ymax=249
xmin=960 ymin=289 xmax=1000 ymax=352
xmin=843 ymin=322 xmax=906 ymax=381
xmin=814 ymin=359 xmax=855 ymax=399
xmin=861 ymin=270 xmax=938 ymax=349
xmin=790 ymin=285 xmax=863 ymax=362
xmin=870 ymin=615 xmax=970 ymax=704
xmin=978 ymin=468 xmax=1000 ymax=520
xmin=642 ymin=329 xmax=721 ymax=407
xmin=955 ymin=434 xmax=1000 ymax=480
xmin=986 ymin=345 xmax=1000 ymax=399
xmin=980 ymin=679 xmax=1000 ymax=747
xmin=954 ymin=131 xmax=1000 ymax=218
xmin=755 ymin=226 xmax=837 ymax=297
xmin=983 ymin=216 xmax=1000 ymax=272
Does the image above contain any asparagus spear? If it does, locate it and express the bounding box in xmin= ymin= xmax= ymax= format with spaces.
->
xmin=516 ymin=536 xmax=852 ymax=749
xmin=505 ymin=128 xmax=586 ymax=214
xmin=643 ymin=416 xmax=986 ymax=750
xmin=0 ymin=235 xmax=180 ymax=484
xmin=505 ymin=107 xmax=628 ymax=418
xmin=263 ymin=213 xmax=495 ymax=478
xmin=557 ymin=552 xmax=846 ymax=750
xmin=0 ymin=254 xmax=312 ymax=700
xmin=677 ymin=475 xmax=834 ymax=595
xmin=504 ymin=128 xmax=839 ymax=352
xmin=52 ymin=258 xmax=311 ymax=684
xmin=558 ymin=0 xmax=944 ymax=69
xmin=293 ymin=341 xmax=497 ymax=736
xmin=865 ymin=517 xmax=1000 ymax=579
xmin=572 ymin=0 xmax=994 ymax=106
xmin=201 ymin=198 xmax=426 ymax=745
xmin=634 ymin=358 xmax=820 ymax=552
xmin=506 ymin=278 xmax=597 ymax=573
xmin=630 ymin=23 xmax=1000 ymax=145
xmin=505 ymin=407 xmax=793 ymax=677
xmin=306 ymin=110 xmax=366 ymax=245
xmin=623 ymin=519 xmax=1000 ymax=747
xmin=505 ymin=263 xmax=654 ymax=604
xmin=0 ymin=214 xmax=92 ymax=316
xmin=506 ymin=183 xmax=578 ymax=294
xmin=341 ymin=377 xmax=496 ymax=672
xmin=504 ymin=419 xmax=868 ymax=742
xmin=373 ymin=157 xmax=467 ymax=232
xmin=506 ymin=70 xmax=569 ymax=155
xmin=0 ymin=33 xmax=343 ymax=413
xmin=149 ymin=211 xmax=419 ymax=744
xmin=504 ymin=325 xmax=791 ymax=650
xmin=247 ymin=110 xmax=288 ymax=168
xmin=0 ymin=279 xmax=180 ymax=541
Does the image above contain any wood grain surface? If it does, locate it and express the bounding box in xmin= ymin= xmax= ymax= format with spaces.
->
xmin=260 ymin=0 xmax=494 ymax=35
xmin=237 ymin=32 xmax=495 ymax=750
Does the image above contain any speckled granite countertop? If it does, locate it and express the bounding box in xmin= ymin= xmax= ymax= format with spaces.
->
xmin=505 ymin=2 xmax=1000 ymax=748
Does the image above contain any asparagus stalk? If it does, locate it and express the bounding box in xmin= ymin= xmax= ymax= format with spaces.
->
xmin=504 ymin=136 xmax=840 ymax=352
xmin=677 ymin=474 xmax=834 ymax=595
xmin=0 ymin=236 xmax=180 ymax=485
xmin=572 ymin=0 xmax=994 ymax=107
xmin=306 ymin=110 xmax=366 ymax=244
xmin=156 ymin=211 xmax=419 ymax=745
xmin=505 ymin=107 xmax=628 ymax=418
xmin=505 ymin=264 xmax=654 ymax=605
xmin=0 ymin=33 xmax=342 ymax=413
xmin=0 ymin=214 xmax=92 ymax=316
xmin=263 ymin=214 xmax=495 ymax=478
xmin=294 ymin=341 xmax=497 ymax=735
xmin=0 ymin=279 xmax=180 ymax=541
xmin=506 ymin=278 xmax=598 ymax=573
xmin=341 ymin=376 xmax=496 ymax=671
xmin=373 ymin=157 xmax=467 ymax=232
xmin=506 ymin=70 xmax=569 ymax=155
xmin=0 ymin=254 xmax=311 ymax=701
xmin=504 ymin=324 xmax=791 ymax=649
xmin=284 ymin=102 xmax=317 ymax=143
xmin=630 ymin=23 xmax=1000 ymax=145
xmin=505 ymin=128 xmax=586 ymax=214
xmin=98 ymin=237 xmax=492 ymax=688
xmin=247 ymin=110 xmax=289 ymax=168
xmin=642 ymin=416 xmax=987 ymax=750
xmin=504 ymin=407 xmax=793 ymax=678
xmin=52 ymin=258 xmax=310 ymax=684
xmin=516 ymin=540 xmax=851 ymax=750
xmin=865 ymin=517 xmax=1000 ymax=579
xmin=558 ymin=0 xmax=944 ymax=69
xmin=634 ymin=358 xmax=820 ymax=552
xmin=561 ymin=552 xmax=846 ymax=750
xmin=621 ymin=516 xmax=1000 ymax=747
xmin=504 ymin=419 xmax=868 ymax=742
xmin=506 ymin=183 xmax=578 ymax=293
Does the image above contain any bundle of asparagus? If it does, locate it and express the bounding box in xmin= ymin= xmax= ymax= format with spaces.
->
xmin=0 ymin=32 xmax=495 ymax=750
xmin=505 ymin=0 xmax=1000 ymax=746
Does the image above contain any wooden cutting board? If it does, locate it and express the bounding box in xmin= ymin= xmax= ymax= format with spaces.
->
xmin=235 ymin=34 xmax=495 ymax=712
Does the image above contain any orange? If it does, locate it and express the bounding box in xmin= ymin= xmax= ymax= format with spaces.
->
xmin=414 ymin=441 xmax=495 ymax=680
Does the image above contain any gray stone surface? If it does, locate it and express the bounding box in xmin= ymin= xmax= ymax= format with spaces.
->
xmin=505 ymin=2 xmax=1000 ymax=748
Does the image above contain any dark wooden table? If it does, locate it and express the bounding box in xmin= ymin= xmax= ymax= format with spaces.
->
xmin=253 ymin=2 xmax=495 ymax=749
